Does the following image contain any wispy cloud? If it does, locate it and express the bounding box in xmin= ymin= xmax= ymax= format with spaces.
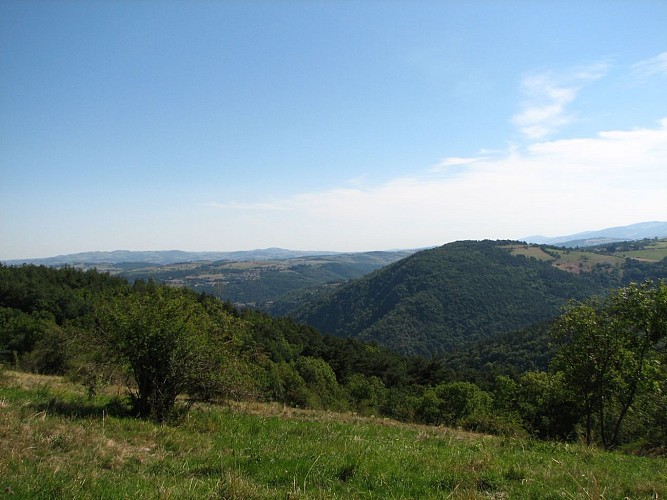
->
xmin=203 ymin=119 xmax=667 ymax=250
xmin=430 ymin=156 xmax=488 ymax=172
xmin=632 ymin=51 xmax=667 ymax=82
xmin=202 ymin=200 xmax=294 ymax=211
xmin=511 ymin=63 xmax=609 ymax=140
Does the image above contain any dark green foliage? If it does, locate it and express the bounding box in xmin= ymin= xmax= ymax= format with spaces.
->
xmin=416 ymin=381 xmax=492 ymax=427
xmin=550 ymin=280 xmax=667 ymax=449
xmin=0 ymin=264 xmax=126 ymax=368
xmin=2 ymin=262 xmax=665 ymax=452
xmin=0 ymin=264 xmax=126 ymax=325
xmin=288 ymin=240 xmax=610 ymax=356
xmin=294 ymin=356 xmax=347 ymax=410
xmin=262 ymin=361 xmax=311 ymax=407
xmin=20 ymin=324 xmax=70 ymax=375
xmin=345 ymin=374 xmax=387 ymax=414
xmin=493 ymin=372 xmax=579 ymax=440
xmin=622 ymin=257 xmax=667 ymax=284
xmin=0 ymin=307 xmax=54 ymax=362
xmin=94 ymin=284 xmax=250 ymax=422
xmin=442 ymin=321 xmax=555 ymax=385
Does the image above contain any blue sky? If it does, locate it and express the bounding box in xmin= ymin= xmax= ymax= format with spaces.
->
xmin=1 ymin=1 xmax=666 ymax=259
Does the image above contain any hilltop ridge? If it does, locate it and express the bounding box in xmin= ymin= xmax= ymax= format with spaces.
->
xmin=3 ymin=248 xmax=340 ymax=266
xmin=277 ymin=238 xmax=667 ymax=356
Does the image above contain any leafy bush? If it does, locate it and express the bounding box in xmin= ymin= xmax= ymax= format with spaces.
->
xmin=295 ymin=356 xmax=348 ymax=410
xmin=345 ymin=374 xmax=387 ymax=415
xmin=93 ymin=284 xmax=248 ymax=422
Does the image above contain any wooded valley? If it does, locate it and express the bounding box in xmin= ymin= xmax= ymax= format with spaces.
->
xmin=2 ymin=239 xmax=666 ymax=454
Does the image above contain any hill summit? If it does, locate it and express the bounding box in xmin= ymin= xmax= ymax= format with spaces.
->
xmin=285 ymin=240 xmax=610 ymax=356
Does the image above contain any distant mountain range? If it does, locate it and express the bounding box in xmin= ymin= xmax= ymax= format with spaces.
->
xmin=4 ymin=222 xmax=667 ymax=364
xmin=4 ymin=248 xmax=340 ymax=266
xmin=523 ymin=221 xmax=667 ymax=247
xmin=5 ymin=221 xmax=666 ymax=266
xmin=4 ymin=221 xmax=667 ymax=266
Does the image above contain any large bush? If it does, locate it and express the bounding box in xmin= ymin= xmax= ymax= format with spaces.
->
xmin=94 ymin=284 xmax=248 ymax=422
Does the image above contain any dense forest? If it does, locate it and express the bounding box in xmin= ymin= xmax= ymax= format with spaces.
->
xmin=1 ymin=261 xmax=665 ymax=453
xmin=277 ymin=240 xmax=667 ymax=357
xmin=278 ymin=241 xmax=611 ymax=356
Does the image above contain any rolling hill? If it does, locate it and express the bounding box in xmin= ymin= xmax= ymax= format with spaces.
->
xmin=278 ymin=239 xmax=667 ymax=357
xmin=3 ymin=249 xmax=416 ymax=309
xmin=5 ymin=223 xmax=666 ymax=358
xmin=116 ymin=250 xmax=416 ymax=308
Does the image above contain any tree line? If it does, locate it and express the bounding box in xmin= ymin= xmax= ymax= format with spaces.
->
xmin=1 ymin=263 xmax=665 ymax=452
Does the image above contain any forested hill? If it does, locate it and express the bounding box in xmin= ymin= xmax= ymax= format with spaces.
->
xmin=2 ymin=260 xmax=666 ymax=453
xmin=282 ymin=240 xmax=615 ymax=357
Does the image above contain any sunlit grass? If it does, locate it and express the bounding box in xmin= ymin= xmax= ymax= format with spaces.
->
xmin=617 ymin=240 xmax=667 ymax=262
xmin=547 ymin=249 xmax=625 ymax=274
xmin=504 ymin=244 xmax=629 ymax=274
xmin=1 ymin=370 xmax=664 ymax=498
xmin=506 ymin=244 xmax=555 ymax=261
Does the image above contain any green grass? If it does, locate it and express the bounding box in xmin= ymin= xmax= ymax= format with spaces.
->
xmin=546 ymin=249 xmax=626 ymax=274
xmin=617 ymin=240 xmax=667 ymax=262
xmin=1 ymin=371 xmax=665 ymax=498
xmin=505 ymin=245 xmax=629 ymax=274
xmin=506 ymin=245 xmax=555 ymax=262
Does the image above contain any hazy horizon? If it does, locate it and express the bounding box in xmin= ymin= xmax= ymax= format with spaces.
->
xmin=6 ymin=219 xmax=667 ymax=263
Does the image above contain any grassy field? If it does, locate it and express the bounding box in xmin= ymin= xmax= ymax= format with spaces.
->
xmin=1 ymin=370 xmax=665 ymax=499
xmin=507 ymin=241 xmax=667 ymax=275
xmin=616 ymin=240 xmax=667 ymax=262
xmin=505 ymin=245 xmax=627 ymax=274
xmin=544 ymin=249 xmax=626 ymax=274
xmin=506 ymin=245 xmax=555 ymax=262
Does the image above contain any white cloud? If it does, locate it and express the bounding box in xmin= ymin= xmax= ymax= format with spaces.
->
xmin=511 ymin=63 xmax=609 ymax=140
xmin=201 ymin=200 xmax=293 ymax=211
xmin=632 ymin=52 xmax=667 ymax=82
xmin=430 ymin=156 xmax=488 ymax=172
xmin=204 ymin=119 xmax=667 ymax=251
xmin=345 ymin=175 xmax=368 ymax=187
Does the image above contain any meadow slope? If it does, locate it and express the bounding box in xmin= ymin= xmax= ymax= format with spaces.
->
xmin=1 ymin=371 xmax=664 ymax=499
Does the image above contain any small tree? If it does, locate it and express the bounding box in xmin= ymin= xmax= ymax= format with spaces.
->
xmin=551 ymin=280 xmax=666 ymax=449
xmin=435 ymin=381 xmax=493 ymax=427
xmin=95 ymin=284 xmax=243 ymax=422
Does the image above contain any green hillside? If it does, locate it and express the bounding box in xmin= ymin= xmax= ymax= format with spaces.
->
xmin=509 ymin=238 xmax=667 ymax=273
xmin=2 ymin=263 xmax=666 ymax=457
xmin=283 ymin=240 xmax=622 ymax=356
xmin=2 ymin=371 xmax=664 ymax=499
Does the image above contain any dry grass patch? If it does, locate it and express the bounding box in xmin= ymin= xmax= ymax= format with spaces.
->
xmin=506 ymin=245 xmax=555 ymax=261
xmin=548 ymin=250 xmax=625 ymax=274
xmin=2 ymin=370 xmax=86 ymax=396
